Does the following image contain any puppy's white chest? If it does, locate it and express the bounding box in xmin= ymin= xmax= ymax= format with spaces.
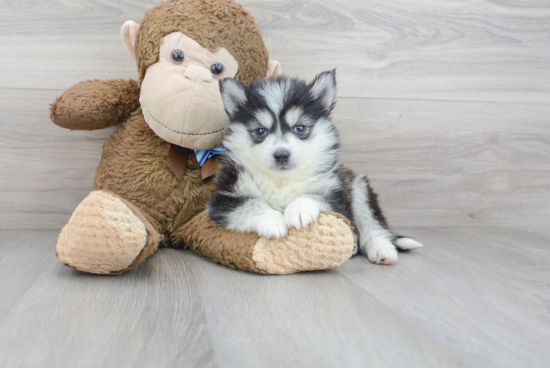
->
xmin=263 ymin=184 xmax=304 ymax=212
xmin=236 ymin=172 xmax=306 ymax=212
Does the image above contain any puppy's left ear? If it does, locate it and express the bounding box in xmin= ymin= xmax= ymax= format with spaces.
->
xmin=219 ymin=78 xmax=247 ymax=116
xmin=309 ymin=69 xmax=337 ymax=111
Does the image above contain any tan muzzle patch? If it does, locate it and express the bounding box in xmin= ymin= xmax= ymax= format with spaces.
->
xmin=140 ymin=62 xmax=228 ymax=150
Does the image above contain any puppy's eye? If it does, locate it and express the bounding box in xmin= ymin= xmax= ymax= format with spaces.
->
xmin=171 ymin=49 xmax=185 ymax=64
xmin=211 ymin=63 xmax=224 ymax=75
xmin=255 ymin=128 xmax=268 ymax=138
xmin=293 ymin=125 xmax=306 ymax=134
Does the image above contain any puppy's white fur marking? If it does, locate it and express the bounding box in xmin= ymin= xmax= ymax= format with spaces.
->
xmin=284 ymin=196 xmax=327 ymax=230
xmin=221 ymin=79 xmax=247 ymax=115
xmin=366 ymin=237 xmax=399 ymax=265
xmin=395 ymin=237 xmax=423 ymax=249
xmin=233 ymin=169 xmax=337 ymax=212
xmin=258 ymin=79 xmax=291 ymax=116
xmin=254 ymin=109 xmax=274 ymax=130
xmin=310 ymin=72 xmax=337 ymax=109
xmin=351 ymin=175 xmax=398 ymax=264
xmin=222 ymin=198 xmax=288 ymax=238
xmin=284 ymin=107 xmax=303 ymax=128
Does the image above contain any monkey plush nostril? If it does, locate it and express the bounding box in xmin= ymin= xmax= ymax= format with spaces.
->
xmin=183 ymin=64 xmax=213 ymax=83
xmin=274 ymin=150 xmax=290 ymax=165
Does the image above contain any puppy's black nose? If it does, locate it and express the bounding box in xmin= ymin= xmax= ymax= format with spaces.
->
xmin=274 ymin=150 xmax=290 ymax=165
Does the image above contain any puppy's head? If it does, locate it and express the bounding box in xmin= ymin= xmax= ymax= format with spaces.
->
xmin=219 ymin=70 xmax=339 ymax=177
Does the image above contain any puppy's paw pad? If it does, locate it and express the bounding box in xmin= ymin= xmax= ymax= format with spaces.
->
xmin=365 ymin=237 xmax=398 ymax=265
xmin=256 ymin=211 xmax=288 ymax=239
xmin=284 ymin=198 xmax=320 ymax=230
xmin=367 ymin=248 xmax=398 ymax=265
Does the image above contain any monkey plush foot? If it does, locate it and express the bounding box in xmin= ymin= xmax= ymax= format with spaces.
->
xmin=56 ymin=190 xmax=162 ymax=275
xmin=174 ymin=211 xmax=356 ymax=274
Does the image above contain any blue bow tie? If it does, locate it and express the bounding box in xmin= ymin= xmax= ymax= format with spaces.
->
xmin=194 ymin=146 xmax=225 ymax=167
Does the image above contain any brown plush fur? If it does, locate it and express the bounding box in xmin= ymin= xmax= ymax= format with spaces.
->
xmin=175 ymin=211 xmax=356 ymax=274
xmin=93 ymin=108 xmax=216 ymax=239
xmin=50 ymin=79 xmax=140 ymax=130
xmin=116 ymin=196 xmax=163 ymax=274
xmin=135 ymin=0 xmax=268 ymax=85
xmin=175 ymin=210 xmax=263 ymax=272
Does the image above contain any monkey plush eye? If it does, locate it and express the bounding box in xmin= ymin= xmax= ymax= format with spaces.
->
xmin=255 ymin=128 xmax=268 ymax=138
xmin=293 ymin=125 xmax=306 ymax=134
xmin=171 ymin=49 xmax=185 ymax=64
xmin=210 ymin=63 xmax=224 ymax=75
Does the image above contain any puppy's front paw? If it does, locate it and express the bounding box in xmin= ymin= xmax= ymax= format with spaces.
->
xmin=284 ymin=197 xmax=320 ymax=230
xmin=365 ymin=237 xmax=398 ymax=265
xmin=255 ymin=211 xmax=288 ymax=239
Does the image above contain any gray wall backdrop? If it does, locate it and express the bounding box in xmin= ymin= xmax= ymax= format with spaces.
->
xmin=0 ymin=0 xmax=549 ymax=229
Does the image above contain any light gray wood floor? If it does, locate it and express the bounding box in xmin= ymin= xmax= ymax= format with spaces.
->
xmin=1 ymin=228 xmax=549 ymax=368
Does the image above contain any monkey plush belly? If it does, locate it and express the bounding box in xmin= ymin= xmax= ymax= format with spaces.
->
xmin=92 ymin=109 xmax=216 ymax=237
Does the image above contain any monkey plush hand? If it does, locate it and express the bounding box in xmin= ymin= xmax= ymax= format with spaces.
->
xmin=49 ymin=0 xmax=356 ymax=275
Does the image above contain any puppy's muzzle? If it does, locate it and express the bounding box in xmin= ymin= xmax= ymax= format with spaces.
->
xmin=274 ymin=150 xmax=290 ymax=166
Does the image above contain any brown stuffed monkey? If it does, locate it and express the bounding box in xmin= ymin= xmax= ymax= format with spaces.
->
xmin=50 ymin=0 xmax=356 ymax=275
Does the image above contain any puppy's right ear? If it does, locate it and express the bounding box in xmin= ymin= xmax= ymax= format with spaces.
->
xmin=309 ymin=69 xmax=337 ymax=111
xmin=220 ymin=78 xmax=247 ymax=116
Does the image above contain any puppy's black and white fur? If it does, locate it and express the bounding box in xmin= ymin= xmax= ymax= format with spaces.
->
xmin=208 ymin=70 xmax=422 ymax=264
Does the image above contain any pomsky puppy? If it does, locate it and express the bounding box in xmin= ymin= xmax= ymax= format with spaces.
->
xmin=208 ymin=70 xmax=422 ymax=264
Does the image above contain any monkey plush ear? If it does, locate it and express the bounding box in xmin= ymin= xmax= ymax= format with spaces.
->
xmin=309 ymin=69 xmax=337 ymax=111
xmin=266 ymin=60 xmax=281 ymax=79
xmin=220 ymin=78 xmax=247 ymax=116
xmin=121 ymin=21 xmax=140 ymax=59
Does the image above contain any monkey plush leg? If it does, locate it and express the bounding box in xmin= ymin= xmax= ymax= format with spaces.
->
xmin=56 ymin=190 xmax=162 ymax=275
xmin=172 ymin=211 xmax=356 ymax=274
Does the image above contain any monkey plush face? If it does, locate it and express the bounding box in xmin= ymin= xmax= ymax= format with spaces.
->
xmin=139 ymin=32 xmax=239 ymax=150
xmin=120 ymin=0 xmax=280 ymax=151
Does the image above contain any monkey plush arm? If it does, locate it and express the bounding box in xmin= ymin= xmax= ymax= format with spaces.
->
xmin=50 ymin=79 xmax=140 ymax=130
xmin=173 ymin=210 xmax=356 ymax=274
